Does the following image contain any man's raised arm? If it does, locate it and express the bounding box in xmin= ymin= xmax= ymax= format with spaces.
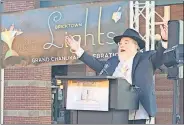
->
xmin=65 ymin=35 xmax=105 ymax=73
xmin=150 ymin=23 xmax=169 ymax=70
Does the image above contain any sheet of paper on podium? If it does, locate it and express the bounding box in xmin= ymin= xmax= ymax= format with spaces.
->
xmin=66 ymin=80 xmax=109 ymax=111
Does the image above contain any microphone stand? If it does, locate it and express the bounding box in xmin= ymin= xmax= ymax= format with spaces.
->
xmin=172 ymin=78 xmax=180 ymax=124
xmin=168 ymin=65 xmax=181 ymax=124
xmin=164 ymin=44 xmax=183 ymax=124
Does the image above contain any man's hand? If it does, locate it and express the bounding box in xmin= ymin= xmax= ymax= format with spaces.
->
xmin=160 ymin=23 xmax=168 ymax=41
xmin=160 ymin=22 xmax=168 ymax=49
xmin=65 ymin=35 xmax=81 ymax=52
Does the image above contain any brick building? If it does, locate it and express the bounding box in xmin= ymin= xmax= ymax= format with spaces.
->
xmin=0 ymin=0 xmax=183 ymax=124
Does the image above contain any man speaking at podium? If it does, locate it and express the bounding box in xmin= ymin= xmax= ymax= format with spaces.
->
xmin=65 ymin=23 xmax=168 ymax=124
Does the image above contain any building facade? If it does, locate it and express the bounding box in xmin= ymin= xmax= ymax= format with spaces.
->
xmin=0 ymin=0 xmax=183 ymax=124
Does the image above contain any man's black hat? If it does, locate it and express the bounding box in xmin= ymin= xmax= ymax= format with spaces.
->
xmin=113 ymin=28 xmax=145 ymax=49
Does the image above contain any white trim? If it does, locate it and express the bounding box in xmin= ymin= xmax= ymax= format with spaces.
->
xmin=129 ymin=1 xmax=134 ymax=29
xmin=179 ymin=20 xmax=183 ymax=78
xmin=1 ymin=69 xmax=4 ymax=124
xmin=145 ymin=1 xmax=150 ymax=51
xmin=164 ymin=6 xmax=170 ymax=21
xmin=150 ymin=1 xmax=155 ymax=50
xmin=135 ymin=1 xmax=139 ymax=32
xmin=179 ymin=20 xmax=183 ymax=45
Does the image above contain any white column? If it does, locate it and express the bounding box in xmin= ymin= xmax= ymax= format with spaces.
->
xmin=1 ymin=69 xmax=4 ymax=124
xmin=150 ymin=1 xmax=155 ymax=50
xmin=135 ymin=1 xmax=139 ymax=31
xmin=179 ymin=20 xmax=183 ymax=79
xmin=150 ymin=2 xmax=156 ymax=124
xmin=145 ymin=1 xmax=150 ymax=51
xmin=129 ymin=1 xmax=134 ymax=29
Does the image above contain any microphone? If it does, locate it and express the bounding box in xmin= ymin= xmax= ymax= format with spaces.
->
xmin=99 ymin=62 xmax=110 ymax=76
xmin=130 ymin=84 xmax=140 ymax=93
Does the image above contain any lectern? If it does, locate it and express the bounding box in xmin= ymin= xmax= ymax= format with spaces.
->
xmin=55 ymin=76 xmax=139 ymax=124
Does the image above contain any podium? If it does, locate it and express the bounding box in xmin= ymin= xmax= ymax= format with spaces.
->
xmin=55 ymin=76 xmax=139 ymax=124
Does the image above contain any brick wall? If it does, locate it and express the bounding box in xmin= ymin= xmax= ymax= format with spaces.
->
xmin=4 ymin=116 xmax=51 ymax=124
xmin=2 ymin=0 xmax=52 ymax=124
xmin=4 ymin=66 xmax=52 ymax=124
xmin=154 ymin=4 xmax=183 ymax=124
xmin=155 ymin=74 xmax=173 ymax=124
xmin=3 ymin=0 xmax=36 ymax=12
xmin=4 ymin=66 xmax=51 ymax=81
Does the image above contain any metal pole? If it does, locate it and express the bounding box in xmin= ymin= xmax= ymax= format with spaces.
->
xmin=0 ymin=69 xmax=4 ymax=125
xmin=54 ymin=88 xmax=58 ymax=122
xmin=150 ymin=2 xmax=155 ymax=123
xmin=172 ymin=79 xmax=180 ymax=124
xmin=0 ymin=63 xmax=1 ymax=124
xmin=0 ymin=1 xmax=3 ymax=124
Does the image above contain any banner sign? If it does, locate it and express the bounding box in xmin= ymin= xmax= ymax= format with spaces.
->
xmin=0 ymin=1 xmax=129 ymax=68
xmin=66 ymin=80 xmax=109 ymax=111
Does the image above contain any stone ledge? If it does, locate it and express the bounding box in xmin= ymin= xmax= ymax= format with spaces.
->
xmin=4 ymin=80 xmax=51 ymax=87
xmin=157 ymin=108 xmax=172 ymax=113
xmin=4 ymin=110 xmax=51 ymax=117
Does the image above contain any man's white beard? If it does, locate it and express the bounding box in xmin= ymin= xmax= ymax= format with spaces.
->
xmin=118 ymin=50 xmax=137 ymax=61
xmin=118 ymin=51 xmax=127 ymax=61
